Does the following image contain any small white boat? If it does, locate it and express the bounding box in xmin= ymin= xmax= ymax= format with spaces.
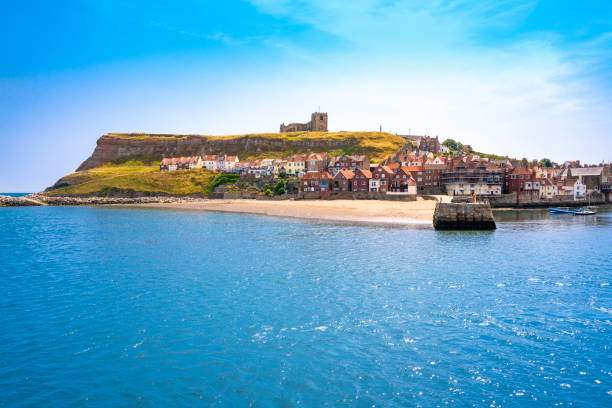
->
xmin=574 ymin=208 xmax=596 ymax=215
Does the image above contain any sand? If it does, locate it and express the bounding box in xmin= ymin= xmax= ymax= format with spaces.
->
xmin=132 ymin=198 xmax=442 ymax=226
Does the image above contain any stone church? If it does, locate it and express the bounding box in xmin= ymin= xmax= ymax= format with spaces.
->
xmin=280 ymin=112 xmax=328 ymax=132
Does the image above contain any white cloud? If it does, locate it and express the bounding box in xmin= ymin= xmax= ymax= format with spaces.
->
xmin=239 ymin=0 xmax=612 ymax=162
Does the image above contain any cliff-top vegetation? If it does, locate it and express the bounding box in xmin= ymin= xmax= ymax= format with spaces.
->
xmin=105 ymin=131 xmax=405 ymax=162
xmin=45 ymin=160 xmax=218 ymax=196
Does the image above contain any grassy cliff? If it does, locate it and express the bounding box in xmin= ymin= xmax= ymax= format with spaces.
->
xmin=77 ymin=131 xmax=406 ymax=170
xmin=46 ymin=160 xmax=218 ymax=196
xmin=49 ymin=131 xmax=406 ymax=196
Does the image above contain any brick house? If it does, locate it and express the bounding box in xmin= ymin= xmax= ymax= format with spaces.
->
xmin=300 ymin=171 xmax=333 ymax=193
xmin=397 ymin=154 xmax=424 ymax=167
xmin=423 ymin=163 xmax=446 ymax=189
xmin=389 ymin=167 xmax=417 ymax=194
xmin=352 ymin=169 xmax=372 ymax=192
xmin=402 ymin=165 xmax=425 ymax=188
xmin=371 ymin=165 xmax=394 ymax=192
xmin=419 ymin=136 xmax=441 ymax=154
xmin=331 ymin=170 xmax=354 ymax=192
xmin=305 ymin=153 xmax=330 ymax=172
xmin=328 ymin=155 xmax=370 ymax=175
xmin=505 ymin=167 xmax=535 ymax=195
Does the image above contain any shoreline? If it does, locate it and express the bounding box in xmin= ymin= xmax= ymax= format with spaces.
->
xmin=128 ymin=198 xmax=437 ymax=227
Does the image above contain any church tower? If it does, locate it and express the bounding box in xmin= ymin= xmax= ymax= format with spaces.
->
xmin=310 ymin=112 xmax=328 ymax=132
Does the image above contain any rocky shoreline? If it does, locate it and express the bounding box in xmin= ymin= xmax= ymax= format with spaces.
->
xmin=0 ymin=194 xmax=191 ymax=207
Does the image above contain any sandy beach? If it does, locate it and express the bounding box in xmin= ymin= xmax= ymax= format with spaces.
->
xmin=133 ymin=198 xmax=441 ymax=226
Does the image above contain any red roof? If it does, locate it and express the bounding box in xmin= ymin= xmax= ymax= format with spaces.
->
xmin=335 ymin=169 xmax=355 ymax=179
xmin=301 ymin=171 xmax=332 ymax=181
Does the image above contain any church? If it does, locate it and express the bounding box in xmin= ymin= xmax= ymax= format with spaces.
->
xmin=280 ymin=112 xmax=328 ymax=132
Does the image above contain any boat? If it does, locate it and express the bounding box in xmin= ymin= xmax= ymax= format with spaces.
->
xmin=549 ymin=207 xmax=577 ymax=214
xmin=574 ymin=207 xmax=596 ymax=215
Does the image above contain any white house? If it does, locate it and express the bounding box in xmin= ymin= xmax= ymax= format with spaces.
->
xmin=202 ymin=155 xmax=220 ymax=170
xmin=218 ymin=155 xmax=239 ymax=172
xmin=369 ymin=179 xmax=380 ymax=192
xmin=561 ymin=178 xmax=586 ymax=200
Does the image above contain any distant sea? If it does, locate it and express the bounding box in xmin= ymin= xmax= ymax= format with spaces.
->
xmin=0 ymin=193 xmax=31 ymax=197
xmin=1 ymin=206 xmax=611 ymax=406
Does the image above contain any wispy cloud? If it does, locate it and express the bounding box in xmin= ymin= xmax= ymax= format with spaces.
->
xmin=242 ymin=0 xmax=612 ymax=162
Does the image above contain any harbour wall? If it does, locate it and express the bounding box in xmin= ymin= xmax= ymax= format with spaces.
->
xmin=433 ymin=202 xmax=496 ymax=230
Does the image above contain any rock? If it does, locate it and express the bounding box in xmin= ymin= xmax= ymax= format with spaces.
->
xmin=0 ymin=195 xmax=43 ymax=206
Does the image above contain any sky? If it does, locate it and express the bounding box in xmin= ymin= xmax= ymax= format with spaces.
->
xmin=1 ymin=0 xmax=611 ymax=192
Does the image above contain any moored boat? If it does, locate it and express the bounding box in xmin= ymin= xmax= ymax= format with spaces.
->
xmin=549 ymin=207 xmax=577 ymax=214
xmin=574 ymin=207 xmax=596 ymax=215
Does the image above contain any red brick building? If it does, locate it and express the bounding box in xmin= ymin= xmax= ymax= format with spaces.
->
xmin=331 ymin=170 xmax=354 ymax=192
xmin=371 ymin=165 xmax=394 ymax=192
xmin=300 ymin=171 xmax=332 ymax=193
xmin=390 ymin=167 xmax=417 ymax=192
xmin=419 ymin=136 xmax=441 ymax=154
xmin=402 ymin=165 xmax=425 ymax=188
xmin=328 ymin=155 xmax=369 ymax=174
xmin=422 ymin=163 xmax=446 ymax=189
xmin=505 ymin=167 xmax=535 ymax=195
xmin=305 ymin=153 xmax=330 ymax=172
xmin=352 ymin=169 xmax=372 ymax=192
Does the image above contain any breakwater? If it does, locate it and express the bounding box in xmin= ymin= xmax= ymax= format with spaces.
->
xmin=1 ymin=194 xmax=188 ymax=206
xmin=433 ymin=202 xmax=496 ymax=230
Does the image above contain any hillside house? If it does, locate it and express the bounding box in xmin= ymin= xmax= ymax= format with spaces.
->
xmin=160 ymin=156 xmax=202 ymax=171
xmin=328 ymin=155 xmax=370 ymax=175
xmin=286 ymin=154 xmax=306 ymax=176
xmin=202 ymin=155 xmax=220 ymax=170
xmin=218 ymin=155 xmax=239 ymax=172
xmin=306 ymin=152 xmax=330 ymax=172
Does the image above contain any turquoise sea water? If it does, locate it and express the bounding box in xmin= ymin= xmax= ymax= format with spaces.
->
xmin=1 ymin=206 xmax=611 ymax=407
xmin=0 ymin=193 xmax=31 ymax=197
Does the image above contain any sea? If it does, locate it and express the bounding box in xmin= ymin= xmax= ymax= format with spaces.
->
xmin=0 ymin=206 xmax=611 ymax=407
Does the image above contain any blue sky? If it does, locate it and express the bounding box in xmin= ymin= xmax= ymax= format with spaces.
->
xmin=1 ymin=0 xmax=611 ymax=191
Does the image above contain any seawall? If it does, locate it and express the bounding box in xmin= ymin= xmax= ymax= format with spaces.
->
xmin=433 ymin=202 xmax=496 ymax=230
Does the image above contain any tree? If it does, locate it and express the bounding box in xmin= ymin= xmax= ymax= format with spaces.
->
xmin=539 ymin=158 xmax=553 ymax=168
xmin=442 ymin=139 xmax=464 ymax=152
xmin=273 ymin=179 xmax=286 ymax=195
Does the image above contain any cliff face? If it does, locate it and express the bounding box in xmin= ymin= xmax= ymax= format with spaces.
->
xmin=76 ymin=132 xmax=405 ymax=171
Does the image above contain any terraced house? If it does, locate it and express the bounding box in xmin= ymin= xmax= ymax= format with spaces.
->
xmin=389 ymin=167 xmax=417 ymax=194
xmin=328 ymin=155 xmax=369 ymax=175
xmin=352 ymin=169 xmax=372 ymax=192
xmin=301 ymin=171 xmax=332 ymax=194
xmin=331 ymin=170 xmax=354 ymax=192
xmin=160 ymin=156 xmax=202 ymax=171
xmin=371 ymin=165 xmax=394 ymax=192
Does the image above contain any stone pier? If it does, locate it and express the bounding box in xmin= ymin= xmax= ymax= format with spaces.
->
xmin=433 ymin=202 xmax=496 ymax=230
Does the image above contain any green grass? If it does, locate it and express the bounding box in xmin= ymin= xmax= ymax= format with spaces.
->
xmin=46 ymin=161 xmax=218 ymax=196
xmin=49 ymin=131 xmax=406 ymax=196
xmin=210 ymin=173 xmax=239 ymax=190
xmin=105 ymin=131 xmax=404 ymax=162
